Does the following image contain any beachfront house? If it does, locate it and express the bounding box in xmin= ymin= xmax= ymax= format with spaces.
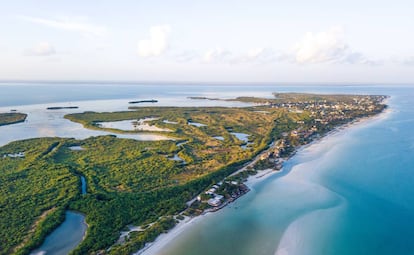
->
xmin=207 ymin=194 xmax=224 ymax=207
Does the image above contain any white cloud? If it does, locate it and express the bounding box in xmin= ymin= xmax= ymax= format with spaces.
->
xmin=139 ymin=25 xmax=380 ymax=67
xmin=20 ymin=16 xmax=107 ymax=37
xmin=247 ymin=48 xmax=265 ymax=58
xmin=403 ymin=56 xmax=414 ymax=66
xmin=179 ymin=47 xmax=282 ymax=65
xmin=202 ymin=47 xmax=232 ymax=63
xmin=294 ymin=26 xmax=348 ymax=64
xmin=204 ymin=47 xmax=283 ymax=65
xmin=24 ymin=42 xmax=56 ymax=56
xmin=138 ymin=25 xmax=171 ymax=57
xmin=342 ymin=52 xmax=382 ymax=66
xmin=174 ymin=50 xmax=199 ymax=63
xmin=293 ymin=26 xmax=380 ymax=66
xmin=240 ymin=48 xmax=283 ymax=64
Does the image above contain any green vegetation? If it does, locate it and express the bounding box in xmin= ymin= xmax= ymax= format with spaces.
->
xmin=253 ymin=158 xmax=276 ymax=170
xmin=0 ymin=93 xmax=387 ymax=255
xmin=108 ymin=217 xmax=177 ymax=254
xmin=0 ymin=112 xmax=27 ymax=126
xmin=0 ymin=138 xmax=78 ymax=255
xmin=64 ymin=107 xmax=292 ymax=182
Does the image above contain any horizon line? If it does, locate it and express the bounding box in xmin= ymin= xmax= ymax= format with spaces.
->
xmin=0 ymin=79 xmax=413 ymax=86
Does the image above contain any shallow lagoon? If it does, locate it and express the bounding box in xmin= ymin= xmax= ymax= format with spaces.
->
xmin=0 ymin=95 xmax=253 ymax=146
xmin=97 ymin=118 xmax=171 ymax=132
xmin=30 ymin=211 xmax=87 ymax=255
xmin=0 ymin=100 xmax=172 ymax=146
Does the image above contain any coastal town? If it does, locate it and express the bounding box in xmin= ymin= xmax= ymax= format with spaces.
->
xmin=177 ymin=94 xmax=388 ymax=215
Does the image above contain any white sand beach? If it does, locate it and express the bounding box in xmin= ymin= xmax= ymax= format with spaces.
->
xmin=135 ymin=215 xmax=208 ymax=255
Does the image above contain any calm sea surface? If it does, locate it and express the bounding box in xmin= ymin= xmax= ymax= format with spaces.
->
xmin=2 ymin=83 xmax=413 ymax=255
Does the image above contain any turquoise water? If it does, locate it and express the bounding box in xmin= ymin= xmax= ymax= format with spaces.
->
xmin=30 ymin=211 xmax=87 ymax=255
xmin=141 ymin=86 xmax=414 ymax=255
xmin=2 ymin=83 xmax=414 ymax=255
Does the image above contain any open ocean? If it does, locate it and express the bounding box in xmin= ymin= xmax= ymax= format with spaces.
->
xmin=1 ymin=82 xmax=414 ymax=255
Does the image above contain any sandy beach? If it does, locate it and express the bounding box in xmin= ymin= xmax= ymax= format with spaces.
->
xmin=135 ymin=215 xmax=208 ymax=255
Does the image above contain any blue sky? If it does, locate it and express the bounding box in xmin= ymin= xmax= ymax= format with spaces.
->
xmin=1 ymin=0 xmax=413 ymax=82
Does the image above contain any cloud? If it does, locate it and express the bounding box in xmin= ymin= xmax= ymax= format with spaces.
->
xmin=168 ymin=26 xmax=378 ymax=66
xmin=235 ymin=48 xmax=284 ymax=64
xmin=294 ymin=26 xmax=348 ymax=64
xmin=200 ymin=47 xmax=284 ymax=65
xmin=402 ymin=56 xmax=414 ymax=66
xmin=20 ymin=16 xmax=107 ymax=37
xmin=342 ymin=52 xmax=382 ymax=66
xmin=171 ymin=26 xmax=378 ymax=66
xmin=138 ymin=25 xmax=171 ymax=57
xmin=247 ymin=48 xmax=265 ymax=58
xmin=174 ymin=50 xmax=200 ymax=63
xmin=202 ymin=47 xmax=232 ymax=63
xmin=174 ymin=47 xmax=282 ymax=65
xmin=293 ymin=26 xmax=380 ymax=65
xmin=24 ymin=42 xmax=56 ymax=56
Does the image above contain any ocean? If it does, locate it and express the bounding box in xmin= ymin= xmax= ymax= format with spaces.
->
xmin=1 ymin=83 xmax=413 ymax=255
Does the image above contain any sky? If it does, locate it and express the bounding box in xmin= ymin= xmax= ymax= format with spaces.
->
xmin=0 ymin=0 xmax=413 ymax=83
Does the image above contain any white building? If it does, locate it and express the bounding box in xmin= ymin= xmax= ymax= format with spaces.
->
xmin=207 ymin=195 xmax=224 ymax=207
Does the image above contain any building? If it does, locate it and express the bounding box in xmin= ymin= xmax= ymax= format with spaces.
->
xmin=207 ymin=195 xmax=223 ymax=207
xmin=206 ymin=187 xmax=217 ymax=195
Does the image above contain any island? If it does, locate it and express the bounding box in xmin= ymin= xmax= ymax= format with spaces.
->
xmin=46 ymin=106 xmax=79 ymax=110
xmin=0 ymin=112 xmax=27 ymax=126
xmin=128 ymin=99 xmax=158 ymax=104
xmin=0 ymin=93 xmax=387 ymax=255
xmin=187 ymin=96 xmax=220 ymax=100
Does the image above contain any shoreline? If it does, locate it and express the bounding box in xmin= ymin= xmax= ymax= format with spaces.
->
xmin=133 ymin=215 xmax=207 ymax=255
xmin=137 ymin=107 xmax=391 ymax=255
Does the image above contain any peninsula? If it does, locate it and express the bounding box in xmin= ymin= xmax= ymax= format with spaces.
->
xmin=0 ymin=93 xmax=387 ymax=255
